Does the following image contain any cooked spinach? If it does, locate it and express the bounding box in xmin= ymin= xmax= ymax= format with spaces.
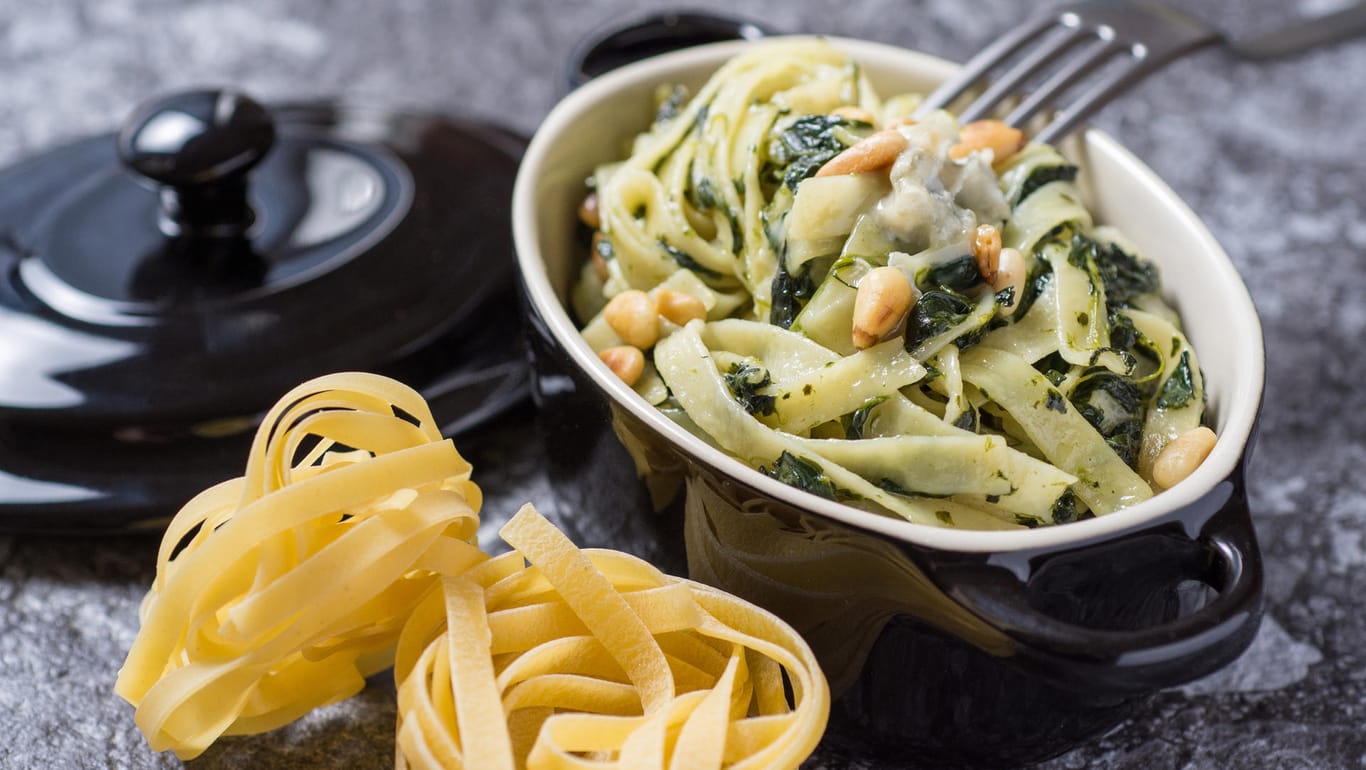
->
xmin=760 ymin=451 xmax=848 ymax=501
xmin=769 ymin=259 xmax=815 ymax=329
xmin=765 ymin=115 xmax=855 ymax=192
xmin=952 ymin=406 xmax=979 ymax=432
xmin=1035 ymin=351 xmax=1071 ymax=386
xmin=659 ymin=238 xmax=721 ymax=278
xmin=841 ymin=396 xmax=887 ymax=439
xmin=654 ymin=84 xmax=690 ymax=124
xmin=918 ymin=255 xmax=982 ymax=293
xmin=1014 ymin=513 xmax=1044 ymax=529
xmin=1156 ymin=351 xmax=1196 ymax=409
xmin=1070 ymin=233 xmax=1159 ymax=306
xmin=1017 ymin=164 xmax=1079 ymax=205
xmin=1050 ymin=489 xmax=1079 ymax=524
xmin=1045 ymin=389 xmax=1068 ymax=414
xmin=724 ymin=361 xmax=776 ymax=416
xmin=1071 ymin=369 xmax=1149 ymax=467
xmin=904 ymin=290 xmax=974 ymax=352
xmin=1012 ymin=259 xmax=1053 ymax=319
xmin=935 ymin=510 xmax=955 ymax=526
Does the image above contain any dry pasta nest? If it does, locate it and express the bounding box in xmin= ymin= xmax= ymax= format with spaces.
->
xmin=116 ymin=372 xmax=828 ymax=769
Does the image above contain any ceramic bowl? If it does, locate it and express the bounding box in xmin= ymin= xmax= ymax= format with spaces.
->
xmin=513 ymin=37 xmax=1265 ymax=767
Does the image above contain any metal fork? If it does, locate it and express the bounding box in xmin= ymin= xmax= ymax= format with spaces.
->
xmin=918 ymin=0 xmax=1366 ymax=144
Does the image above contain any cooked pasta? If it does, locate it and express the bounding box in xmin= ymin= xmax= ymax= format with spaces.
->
xmin=118 ymin=373 xmax=830 ymax=767
xmin=574 ymin=38 xmax=1209 ymax=528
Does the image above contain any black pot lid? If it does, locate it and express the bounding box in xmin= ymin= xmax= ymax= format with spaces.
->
xmin=0 ymin=89 xmax=528 ymax=532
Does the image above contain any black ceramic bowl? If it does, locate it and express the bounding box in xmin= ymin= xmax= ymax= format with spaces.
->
xmin=513 ymin=38 xmax=1265 ymax=767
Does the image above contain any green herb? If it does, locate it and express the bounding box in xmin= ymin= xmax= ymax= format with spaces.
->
xmin=1070 ymin=233 xmax=1159 ymax=306
xmin=659 ymin=238 xmax=721 ymax=278
xmin=1156 ymin=351 xmax=1196 ymax=409
xmin=1071 ymin=369 xmax=1149 ymax=467
xmin=952 ymin=407 xmax=979 ymax=432
xmin=769 ymin=260 xmax=815 ymax=329
xmin=1014 ymin=514 xmax=1043 ymax=529
xmin=842 ymin=396 xmax=887 ymax=439
xmin=935 ymin=510 xmax=954 ymax=526
xmin=904 ymin=290 xmax=973 ymax=352
xmin=760 ymin=452 xmax=846 ymax=501
xmin=765 ymin=115 xmax=856 ymax=192
xmin=918 ymin=255 xmax=981 ymax=293
xmin=1035 ymin=352 xmax=1070 ymax=386
xmin=1016 ymin=164 xmax=1079 ymax=205
xmin=1045 ymin=390 xmax=1068 ymax=414
xmin=724 ymin=362 xmax=776 ymax=416
xmin=1050 ymin=490 xmax=1079 ymax=524
xmin=654 ymin=84 xmax=690 ymax=124
xmin=1012 ymin=259 xmax=1053 ymax=319
xmin=689 ymin=172 xmax=720 ymax=211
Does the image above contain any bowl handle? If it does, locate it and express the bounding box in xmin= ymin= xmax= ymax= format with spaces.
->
xmin=565 ymin=11 xmax=779 ymax=91
xmin=925 ymin=475 xmax=1263 ymax=695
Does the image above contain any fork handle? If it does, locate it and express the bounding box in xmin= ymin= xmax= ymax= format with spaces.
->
xmin=1230 ymin=2 xmax=1366 ymax=60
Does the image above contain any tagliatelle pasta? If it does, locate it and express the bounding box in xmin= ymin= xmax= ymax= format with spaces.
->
xmin=394 ymin=503 xmax=829 ymax=770
xmin=118 ymin=372 xmax=830 ymax=768
xmin=115 ymin=372 xmax=487 ymax=759
xmin=574 ymin=39 xmax=1210 ymax=528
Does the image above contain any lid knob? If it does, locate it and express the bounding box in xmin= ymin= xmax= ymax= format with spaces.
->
xmin=116 ymin=89 xmax=275 ymax=239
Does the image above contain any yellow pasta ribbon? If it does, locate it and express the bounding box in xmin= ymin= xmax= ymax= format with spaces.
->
xmin=115 ymin=373 xmax=486 ymax=759
xmin=395 ymin=504 xmax=829 ymax=770
xmin=118 ymin=372 xmax=830 ymax=768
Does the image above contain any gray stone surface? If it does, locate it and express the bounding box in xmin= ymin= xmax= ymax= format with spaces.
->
xmin=1 ymin=0 xmax=1364 ymax=767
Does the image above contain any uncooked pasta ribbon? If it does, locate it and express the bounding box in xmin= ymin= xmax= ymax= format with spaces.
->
xmin=117 ymin=372 xmax=830 ymax=768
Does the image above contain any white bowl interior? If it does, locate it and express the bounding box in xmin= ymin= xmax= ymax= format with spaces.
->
xmin=514 ymin=37 xmax=1265 ymax=554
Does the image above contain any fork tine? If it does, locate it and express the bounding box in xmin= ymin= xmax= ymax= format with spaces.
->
xmin=1033 ymin=51 xmax=1152 ymax=144
xmin=957 ymin=24 xmax=1090 ymax=123
xmin=1004 ymin=37 xmax=1126 ymax=127
xmin=918 ymin=13 xmax=1063 ymax=115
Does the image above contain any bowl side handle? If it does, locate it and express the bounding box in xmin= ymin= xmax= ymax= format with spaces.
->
xmin=921 ymin=469 xmax=1263 ymax=695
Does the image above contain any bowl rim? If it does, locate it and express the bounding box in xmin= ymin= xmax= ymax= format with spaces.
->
xmin=513 ymin=36 xmax=1266 ymax=554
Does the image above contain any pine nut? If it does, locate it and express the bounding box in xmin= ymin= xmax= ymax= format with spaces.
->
xmin=590 ymin=232 xmax=609 ymax=281
xmin=578 ymin=191 xmax=601 ymax=229
xmin=852 ymin=266 xmax=914 ymax=349
xmin=1152 ymin=426 xmax=1218 ymax=490
xmin=950 ymin=120 xmax=1027 ymax=167
xmin=603 ymin=289 xmax=660 ymax=349
xmin=816 ymin=129 xmax=909 ymax=178
xmin=993 ymin=247 xmax=1027 ymax=316
xmin=598 ymin=346 xmax=645 ymax=386
xmin=973 ymin=223 xmax=1002 ymax=282
xmin=832 ymin=105 xmax=876 ymax=125
xmin=655 ymin=288 xmax=706 ymax=326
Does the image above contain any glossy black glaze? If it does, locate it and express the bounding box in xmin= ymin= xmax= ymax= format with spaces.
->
xmin=521 ymin=287 xmax=1264 ymax=766
xmin=566 ymin=10 xmax=776 ymax=89
xmin=0 ymin=96 xmax=530 ymax=530
xmin=117 ymin=89 xmax=274 ymax=239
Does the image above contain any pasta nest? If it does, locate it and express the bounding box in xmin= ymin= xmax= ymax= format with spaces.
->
xmin=116 ymin=373 xmax=829 ymax=768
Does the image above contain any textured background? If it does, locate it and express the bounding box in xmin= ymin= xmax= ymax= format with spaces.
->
xmin=1 ymin=0 xmax=1365 ymax=767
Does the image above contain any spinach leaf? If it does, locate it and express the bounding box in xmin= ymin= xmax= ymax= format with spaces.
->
xmin=904 ymin=290 xmax=974 ymax=352
xmin=1050 ymin=489 xmax=1079 ymax=524
xmin=659 ymin=238 xmax=721 ymax=278
xmin=1012 ymin=259 xmax=1052 ymax=319
xmin=654 ymin=84 xmax=689 ymax=124
xmin=766 ymin=115 xmax=853 ymax=192
xmin=1071 ymin=233 xmax=1159 ymax=306
xmin=842 ymin=396 xmax=887 ymax=439
xmin=1071 ymin=368 xmax=1149 ymax=467
xmin=1156 ymin=351 xmax=1196 ymax=409
xmin=1017 ymin=164 xmax=1079 ymax=205
xmin=760 ymin=452 xmax=848 ymax=501
xmin=724 ymin=362 xmax=776 ymax=416
xmin=918 ymin=255 xmax=982 ymax=293
xmin=769 ymin=259 xmax=815 ymax=329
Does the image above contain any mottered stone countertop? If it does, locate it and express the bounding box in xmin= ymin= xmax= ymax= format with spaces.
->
xmin=1 ymin=0 xmax=1363 ymax=767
